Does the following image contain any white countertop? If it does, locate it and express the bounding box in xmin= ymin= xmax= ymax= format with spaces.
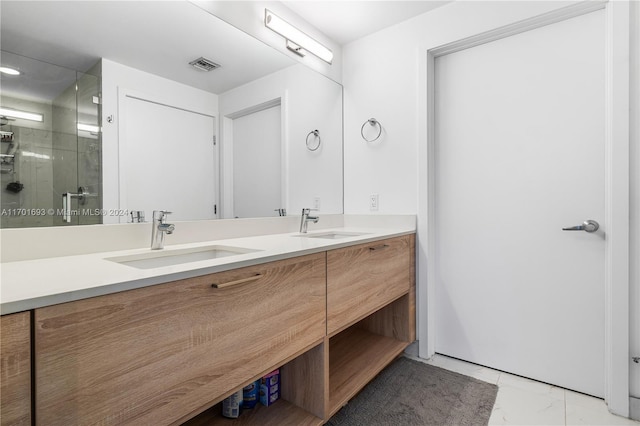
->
xmin=0 ymin=227 xmax=414 ymax=315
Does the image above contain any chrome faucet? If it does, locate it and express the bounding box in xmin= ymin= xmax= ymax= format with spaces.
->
xmin=299 ymin=208 xmax=319 ymax=233
xmin=151 ymin=210 xmax=175 ymax=250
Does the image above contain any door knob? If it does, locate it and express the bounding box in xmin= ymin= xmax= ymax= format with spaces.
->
xmin=562 ymin=220 xmax=599 ymax=233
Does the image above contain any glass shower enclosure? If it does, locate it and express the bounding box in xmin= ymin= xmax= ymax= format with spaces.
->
xmin=0 ymin=51 xmax=101 ymax=228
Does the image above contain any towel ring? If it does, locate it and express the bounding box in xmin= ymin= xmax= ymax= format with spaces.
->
xmin=361 ymin=118 xmax=382 ymax=142
xmin=306 ymin=129 xmax=321 ymax=151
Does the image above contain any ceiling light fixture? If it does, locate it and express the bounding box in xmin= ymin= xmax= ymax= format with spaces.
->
xmin=0 ymin=107 xmax=43 ymax=122
xmin=0 ymin=66 xmax=21 ymax=76
xmin=264 ymin=9 xmax=333 ymax=64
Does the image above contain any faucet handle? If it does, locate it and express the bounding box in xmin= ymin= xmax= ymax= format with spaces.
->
xmin=153 ymin=210 xmax=173 ymax=222
xmin=161 ymin=211 xmax=173 ymax=223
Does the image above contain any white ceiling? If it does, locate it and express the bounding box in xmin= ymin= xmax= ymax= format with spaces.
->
xmin=0 ymin=1 xmax=294 ymax=100
xmin=282 ymin=1 xmax=450 ymax=45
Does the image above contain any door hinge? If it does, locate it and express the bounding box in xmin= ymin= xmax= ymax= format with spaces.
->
xmin=214 ymin=204 xmax=217 ymax=215
xmin=213 ymin=135 xmax=217 ymax=145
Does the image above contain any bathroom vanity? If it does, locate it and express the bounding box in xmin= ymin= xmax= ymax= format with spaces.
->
xmin=0 ymin=223 xmax=415 ymax=425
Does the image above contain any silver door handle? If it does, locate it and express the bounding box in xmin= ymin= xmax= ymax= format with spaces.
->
xmin=562 ymin=220 xmax=599 ymax=233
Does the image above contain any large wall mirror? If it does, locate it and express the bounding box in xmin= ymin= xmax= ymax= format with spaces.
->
xmin=0 ymin=1 xmax=343 ymax=227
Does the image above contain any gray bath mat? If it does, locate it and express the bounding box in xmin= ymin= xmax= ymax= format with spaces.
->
xmin=327 ymin=356 xmax=498 ymax=426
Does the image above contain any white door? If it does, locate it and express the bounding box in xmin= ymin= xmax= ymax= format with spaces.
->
xmin=434 ymin=9 xmax=605 ymax=397
xmin=121 ymin=96 xmax=216 ymax=221
xmin=232 ymin=105 xmax=282 ymax=218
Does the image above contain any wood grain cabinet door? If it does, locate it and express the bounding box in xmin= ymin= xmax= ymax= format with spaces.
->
xmin=327 ymin=235 xmax=412 ymax=336
xmin=34 ymin=253 xmax=326 ymax=426
xmin=1 ymin=311 xmax=31 ymax=426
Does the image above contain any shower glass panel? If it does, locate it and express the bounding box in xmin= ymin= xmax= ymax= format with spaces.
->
xmin=0 ymin=51 xmax=102 ymax=228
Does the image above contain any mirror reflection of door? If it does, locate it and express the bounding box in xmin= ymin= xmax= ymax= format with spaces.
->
xmin=121 ymin=95 xmax=216 ymax=222
xmin=232 ymin=103 xmax=282 ymax=218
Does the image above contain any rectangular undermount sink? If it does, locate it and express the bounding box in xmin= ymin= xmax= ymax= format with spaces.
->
xmin=293 ymin=232 xmax=370 ymax=240
xmin=106 ymin=245 xmax=259 ymax=269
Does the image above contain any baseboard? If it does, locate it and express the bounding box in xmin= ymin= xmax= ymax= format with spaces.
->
xmin=404 ymin=341 xmax=419 ymax=358
xmin=630 ymin=396 xmax=640 ymax=421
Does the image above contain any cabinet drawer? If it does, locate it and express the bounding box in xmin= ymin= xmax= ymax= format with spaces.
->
xmin=35 ymin=253 xmax=326 ymax=426
xmin=327 ymin=235 xmax=412 ymax=336
xmin=1 ymin=311 xmax=31 ymax=426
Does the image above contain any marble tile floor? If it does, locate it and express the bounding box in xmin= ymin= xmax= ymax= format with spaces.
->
xmin=405 ymin=352 xmax=640 ymax=426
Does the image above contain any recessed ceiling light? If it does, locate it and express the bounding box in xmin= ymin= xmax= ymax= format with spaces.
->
xmin=0 ymin=67 xmax=21 ymax=76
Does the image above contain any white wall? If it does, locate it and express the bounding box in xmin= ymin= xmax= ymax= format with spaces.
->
xmin=342 ymin=0 xmax=638 ymax=413
xmin=192 ymin=0 xmax=342 ymax=84
xmin=219 ymin=63 xmax=343 ymax=217
xmin=101 ymin=59 xmax=218 ymax=221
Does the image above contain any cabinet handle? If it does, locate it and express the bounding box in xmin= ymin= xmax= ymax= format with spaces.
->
xmin=369 ymin=244 xmax=390 ymax=251
xmin=211 ymin=274 xmax=262 ymax=289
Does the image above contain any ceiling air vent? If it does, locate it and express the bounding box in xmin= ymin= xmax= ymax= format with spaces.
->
xmin=189 ymin=57 xmax=220 ymax=72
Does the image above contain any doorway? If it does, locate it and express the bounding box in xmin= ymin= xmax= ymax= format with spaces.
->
xmin=119 ymin=94 xmax=217 ymax=221
xmin=420 ymin=1 xmax=630 ymax=414
xmin=434 ymin=9 xmax=605 ymax=397
xmin=231 ymin=103 xmax=282 ymax=218
xmin=222 ymin=98 xmax=285 ymax=219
